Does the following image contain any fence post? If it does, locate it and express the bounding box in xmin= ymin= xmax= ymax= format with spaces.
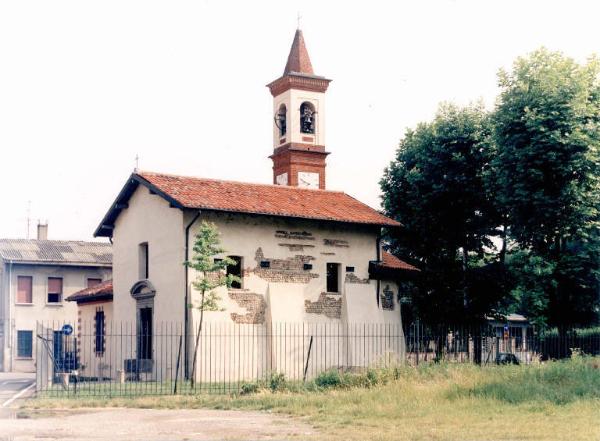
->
xmin=303 ymin=336 xmax=314 ymax=382
xmin=174 ymin=335 xmax=182 ymax=394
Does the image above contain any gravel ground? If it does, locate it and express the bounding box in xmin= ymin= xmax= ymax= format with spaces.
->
xmin=0 ymin=408 xmax=316 ymax=441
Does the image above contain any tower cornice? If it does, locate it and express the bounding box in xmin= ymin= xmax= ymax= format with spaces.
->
xmin=267 ymin=73 xmax=332 ymax=97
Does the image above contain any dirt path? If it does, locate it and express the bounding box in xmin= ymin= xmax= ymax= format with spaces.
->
xmin=0 ymin=408 xmax=316 ymax=441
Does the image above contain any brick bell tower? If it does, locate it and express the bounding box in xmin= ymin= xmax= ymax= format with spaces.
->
xmin=267 ymin=29 xmax=332 ymax=190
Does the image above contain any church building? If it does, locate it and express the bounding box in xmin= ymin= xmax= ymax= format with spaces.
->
xmin=93 ymin=29 xmax=417 ymax=381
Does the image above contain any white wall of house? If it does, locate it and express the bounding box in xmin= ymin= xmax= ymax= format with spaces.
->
xmin=2 ymin=263 xmax=110 ymax=372
xmin=111 ymin=186 xmax=185 ymax=326
xmin=75 ymin=300 xmax=114 ymax=380
xmin=184 ymin=210 xmax=405 ymax=381
xmin=110 ymin=185 xmax=185 ymax=377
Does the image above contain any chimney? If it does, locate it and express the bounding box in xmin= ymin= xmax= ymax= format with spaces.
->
xmin=37 ymin=222 xmax=48 ymax=241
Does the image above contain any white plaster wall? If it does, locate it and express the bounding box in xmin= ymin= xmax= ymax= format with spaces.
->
xmin=183 ymin=210 xmax=405 ymax=381
xmin=75 ymin=301 xmax=114 ymax=380
xmin=185 ymin=211 xmax=378 ymax=323
xmin=111 ymin=185 xmax=185 ymax=378
xmin=6 ymin=263 xmax=110 ymax=373
xmin=112 ymin=186 xmax=185 ymax=325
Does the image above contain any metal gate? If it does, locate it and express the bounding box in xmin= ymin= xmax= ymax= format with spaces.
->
xmin=36 ymin=322 xmax=77 ymax=391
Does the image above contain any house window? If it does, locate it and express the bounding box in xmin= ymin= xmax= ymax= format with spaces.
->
xmin=16 ymin=276 xmax=32 ymax=304
xmin=47 ymin=277 xmax=63 ymax=303
xmin=95 ymin=310 xmax=105 ymax=356
xmin=17 ymin=330 xmax=33 ymax=358
xmin=88 ymin=278 xmax=102 ymax=288
xmin=139 ymin=242 xmax=149 ymax=279
xmin=227 ymin=256 xmax=242 ymax=289
xmin=326 ymin=263 xmax=340 ymax=293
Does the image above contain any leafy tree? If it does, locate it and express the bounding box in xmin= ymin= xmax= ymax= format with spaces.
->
xmin=381 ymin=102 xmax=504 ymax=326
xmin=185 ymin=221 xmax=240 ymax=387
xmin=492 ymin=48 xmax=600 ymax=329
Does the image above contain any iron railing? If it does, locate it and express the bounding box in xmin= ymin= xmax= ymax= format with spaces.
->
xmin=34 ymin=321 xmax=600 ymax=398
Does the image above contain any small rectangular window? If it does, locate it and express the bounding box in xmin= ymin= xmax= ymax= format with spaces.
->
xmin=17 ymin=276 xmax=32 ymax=304
xmin=345 ymin=266 xmax=355 ymax=273
xmin=227 ymin=256 xmax=242 ymax=289
xmin=87 ymin=278 xmax=102 ymax=288
xmin=139 ymin=242 xmax=149 ymax=279
xmin=303 ymin=263 xmax=313 ymax=271
xmin=17 ymin=330 xmax=33 ymax=358
xmin=260 ymin=261 xmax=270 ymax=268
xmin=95 ymin=310 xmax=105 ymax=355
xmin=47 ymin=277 xmax=63 ymax=303
xmin=326 ymin=263 xmax=340 ymax=293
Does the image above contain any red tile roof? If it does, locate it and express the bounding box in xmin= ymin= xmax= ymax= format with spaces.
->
xmin=66 ymin=280 xmax=113 ymax=303
xmin=284 ymin=29 xmax=314 ymax=75
xmin=381 ymin=251 xmax=419 ymax=272
xmin=137 ymin=171 xmax=400 ymax=227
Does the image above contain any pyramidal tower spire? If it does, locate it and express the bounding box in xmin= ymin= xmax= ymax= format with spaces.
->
xmin=283 ymin=29 xmax=314 ymax=75
xmin=266 ymin=29 xmax=332 ymax=190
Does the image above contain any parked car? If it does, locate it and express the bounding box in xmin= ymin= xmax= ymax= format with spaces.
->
xmin=496 ymin=352 xmax=520 ymax=365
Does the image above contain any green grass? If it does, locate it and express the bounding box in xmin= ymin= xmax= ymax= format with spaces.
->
xmin=27 ymin=358 xmax=600 ymax=441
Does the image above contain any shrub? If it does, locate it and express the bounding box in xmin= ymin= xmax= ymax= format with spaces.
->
xmin=315 ymin=370 xmax=343 ymax=389
xmin=268 ymin=372 xmax=287 ymax=392
xmin=240 ymin=382 xmax=259 ymax=395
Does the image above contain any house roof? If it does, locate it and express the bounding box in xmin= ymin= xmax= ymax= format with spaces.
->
xmin=284 ymin=29 xmax=314 ymax=75
xmin=486 ymin=313 xmax=529 ymax=323
xmin=95 ymin=171 xmax=401 ymax=237
xmin=66 ymin=279 xmax=113 ymax=303
xmin=381 ymin=251 xmax=419 ymax=272
xmin=368 ymin=251 xmax=419 ymax=280
xmin=0 ymin=239 xmax=112 ymax=267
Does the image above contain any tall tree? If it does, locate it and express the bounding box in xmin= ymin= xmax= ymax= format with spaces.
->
xmin=185 ymin=221 xmax=240 ymax=387
xmin=381 ymin=103 xmax=504 ymax=325
xmin=492 ymin=48 xmax=600 ymax=328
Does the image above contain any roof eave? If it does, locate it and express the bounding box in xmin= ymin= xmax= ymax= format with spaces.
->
xmin=67 ymin=293 xmax=113 ymax=304
xmin=182 ymin=206 xmax=400 ymax=229
xmin=4 ymin=260 xmax=112 ymax=268
xmin=94 ymin=173 xmax=185 ymax=237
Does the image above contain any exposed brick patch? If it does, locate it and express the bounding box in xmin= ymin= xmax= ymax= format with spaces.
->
xmin=324 ymin=239 xmax=349 ymax=248
xmin=305 ymin=293 xmax=342 ymax=319
xmin=345 ymin=273 xmax=370 ymax=284
xmin=251 ymin=248 xmax=319 ymax=283
xmin=320 ymin=252 xmax=335 ymax=256
xmin=275 ymin=230 xmax=315 ymax=241
xmin=229 ymin=290 xmax=266 ymax=324
xmin=304 ymin=292 xmax=342 ymax=319
xmin=278 ymin=243 xmax=316 ymax=252
xmin=381 ymin=285 xmax=395 ymax=311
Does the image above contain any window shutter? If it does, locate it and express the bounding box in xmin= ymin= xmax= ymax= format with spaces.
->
xmin=48 ymin=278 xmax=63 ymax=293
xmin=17 ymin=276 xmax=32 ymax=303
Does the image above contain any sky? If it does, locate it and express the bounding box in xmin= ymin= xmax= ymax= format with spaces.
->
xmin=0 ymin=0 xmax=599 ymax=241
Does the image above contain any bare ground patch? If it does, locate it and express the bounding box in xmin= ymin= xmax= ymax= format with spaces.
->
xmin=0 ymin=408 xmax=316 ymax=441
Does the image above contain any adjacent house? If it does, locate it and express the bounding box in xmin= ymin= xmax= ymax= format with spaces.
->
xmin=0 ymin=223 xmax=112 ymax=372
xmin=90 ymin=29 xmax=418 ymax=382
xmin=65 ymin=280 xmax=113 ymax=380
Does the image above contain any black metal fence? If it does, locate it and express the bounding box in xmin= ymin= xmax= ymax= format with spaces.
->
xmin=35 ymin=321 xmax=600 ymax=398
